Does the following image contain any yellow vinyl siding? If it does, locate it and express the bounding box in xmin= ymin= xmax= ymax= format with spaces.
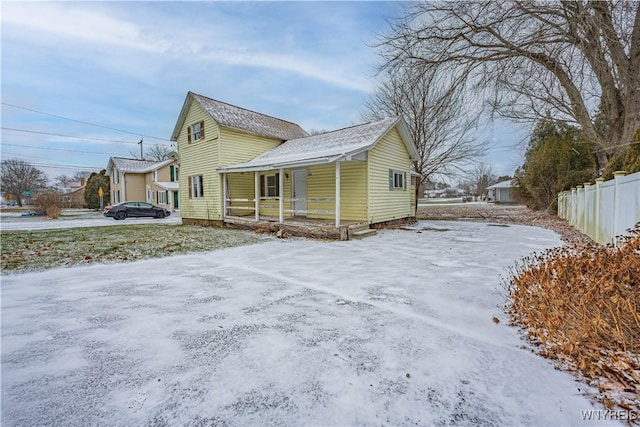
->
xmin=219 ymin=127 xmax=282 ymax=167
xmin=301 ymin=163 xmax=367 ymax=221
xmin=125 ymin=174 xmax=146 ymax=202
xmin=176 ymin=102 xmax=221 ymax=220
xmin=367 ymin=127 xmax=412 ymax=223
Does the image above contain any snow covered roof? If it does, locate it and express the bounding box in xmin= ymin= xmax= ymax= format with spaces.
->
xmin=105 ymin=158 xmax=173 ymax=175
xmin=487 ymin=180 xmax=516 ymax=189
xmin=218 ymin=117 xmax=418 ymax=172
xmin=171 ymin=92 xmax=308 ymax=142
xmin=156 ymin=182 xmax=179 ymax=191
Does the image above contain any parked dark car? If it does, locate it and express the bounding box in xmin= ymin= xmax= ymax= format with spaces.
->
xmin=103 ymin=202 xmax=171 ymax=220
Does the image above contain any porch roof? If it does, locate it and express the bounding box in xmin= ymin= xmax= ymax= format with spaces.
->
xmin=217 ymin=117 xmax=418 ymax=173
xmin=156 ymin=182 xmax=179 ymax=191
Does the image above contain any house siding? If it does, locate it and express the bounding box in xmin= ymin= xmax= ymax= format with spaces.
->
xmin=177 ymin=102 xmax=222 ymax=220
xmin=367 ymin=127 xmax=412 ymax=223
xmin=125 ymin=174 xmax=146 ymax=202
xmin=219 ymin=127 xmax=282 ymax=167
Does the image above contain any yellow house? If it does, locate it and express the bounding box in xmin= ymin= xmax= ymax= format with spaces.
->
xmin=105 ymin=157 xmax=180 ymax=211
xmin=171 ymin=92 xmax=419 ymax=239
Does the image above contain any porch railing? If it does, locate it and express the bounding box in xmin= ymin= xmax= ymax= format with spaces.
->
xmin=224 ymin=197 xmax=336 ymax=217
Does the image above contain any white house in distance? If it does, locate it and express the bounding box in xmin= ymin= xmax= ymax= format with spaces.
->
xmin=487 ymin=180 xmax=517 ymax=203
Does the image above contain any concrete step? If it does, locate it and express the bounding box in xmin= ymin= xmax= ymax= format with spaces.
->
xmin=350 ymin=228 xmax=377 ymax=240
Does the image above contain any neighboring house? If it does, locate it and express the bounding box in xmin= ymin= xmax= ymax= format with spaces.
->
xmin=487 ymin=180 xmax=517 ymax=203
xmin=105 ymin=157 xmax=180 ymax=211
xmin=61 ymin=179 xmax=86 ymax=208
xmin=171 ymin=92 xmax=419 ymax=237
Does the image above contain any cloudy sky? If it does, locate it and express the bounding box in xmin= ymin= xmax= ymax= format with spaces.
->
xmin=1 ymin=1 xmax=527 ymax=183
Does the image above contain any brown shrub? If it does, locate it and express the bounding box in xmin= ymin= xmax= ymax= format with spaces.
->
xmin=33 ymin=191 xmax=63 ymax=219
xmin=506 ymin=228 xmax=640 ymax=411
xmin=45 ymin=205 xmax=62 ymax=219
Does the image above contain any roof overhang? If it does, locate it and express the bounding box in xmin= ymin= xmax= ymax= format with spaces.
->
xmin=217 ymin=154 xmax=349 ymax=173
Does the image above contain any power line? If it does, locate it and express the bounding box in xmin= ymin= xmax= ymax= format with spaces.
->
xmin=1 ymin=126 xmax=171 ymax=146
xmin=1 ymin=102 xmax=173 ymax=142
xmin=1 ymin=142 xmax=128 ymax=156
xmin=1 ymin=153 xmax=103 ymax=171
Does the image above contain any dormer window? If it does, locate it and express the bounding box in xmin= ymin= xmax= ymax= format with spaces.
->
xmin=187 ymin=121 xmax=204 ymax=143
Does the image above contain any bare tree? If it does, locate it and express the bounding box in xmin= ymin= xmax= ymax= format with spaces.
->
xmin=470 ymin=162 xmax=496 ymax=198
xmin=378 ymin=1 xmax=640 ymax=170
xmin=129 ymin=144 xmax=174 ymax=162
xmin=54 ymin=171 xmax=92 ymax=189
xmin=1 ymin=159 xmax=48 ymax=207
xmin=362 ymin=65 xmax=486 ymax=200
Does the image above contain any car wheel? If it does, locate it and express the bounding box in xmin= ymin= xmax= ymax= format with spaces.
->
xmin=156 ymin=211 xmax=166 ymax=219
xmin=115 ymin=212 xmax=127 ymax=220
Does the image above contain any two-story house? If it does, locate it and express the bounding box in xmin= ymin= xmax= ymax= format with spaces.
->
xmin=105 ymin=157 xmax=180 ymax=211
xmin=171 ymin=91 xmax=418 ymax=239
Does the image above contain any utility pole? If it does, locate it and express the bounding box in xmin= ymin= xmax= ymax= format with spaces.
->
xmin=138 ymin=139 xmax=144 ymax=160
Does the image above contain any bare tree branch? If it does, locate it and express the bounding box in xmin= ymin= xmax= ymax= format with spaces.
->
xmin=377 ymin=1 xmax=640 ymax=170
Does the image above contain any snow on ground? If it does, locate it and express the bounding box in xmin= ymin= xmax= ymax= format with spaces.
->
xmin=0 ymin=211 xmax=182 ymax=231
xmin=1 ymin=221 xmax=613 ymax=426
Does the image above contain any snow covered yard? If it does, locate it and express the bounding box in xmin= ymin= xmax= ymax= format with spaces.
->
xmin=1 ymin=221 xmax=612 ymax=426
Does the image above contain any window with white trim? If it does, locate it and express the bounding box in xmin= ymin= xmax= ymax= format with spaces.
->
xmin=113 ymin=168 xmax=119 ymax=184
xmin=389 ymin=169 xmax=406 ymax=190
xmin=113 ymin=190 xmax=121 ymax=204
xmin=146 ymin=186 xmax=152 ymax=203
xmin=157 ymin=190 xmax=168 ymax=204
xmin=189 ymin=175 xmax=204 ymax=198
xmin=260 ymin=173 xmax=280 ymax=197
xmin=187 ymin=121 xmax=204 ymax=143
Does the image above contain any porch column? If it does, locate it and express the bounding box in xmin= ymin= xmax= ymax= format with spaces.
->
xmin=222 ymin=173 xmax=227 ymax=221
xmin=278 ymin=168 xmax=284 ymax=224
xmin=254 ymin=171 xmax=260 ymax=221
xmin=335 ymin=161 xmax=341 ymax=228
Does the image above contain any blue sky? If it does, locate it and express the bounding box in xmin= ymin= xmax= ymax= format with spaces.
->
xmin=1 ymin=1 xmax=527 ymax=183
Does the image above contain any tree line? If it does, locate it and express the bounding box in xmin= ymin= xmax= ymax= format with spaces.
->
xmin=366 ymin=0 xmax=639 ymax=211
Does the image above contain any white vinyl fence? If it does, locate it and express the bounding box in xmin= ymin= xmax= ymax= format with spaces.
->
xmin=557 ymin=171 xmax=640 ymax=245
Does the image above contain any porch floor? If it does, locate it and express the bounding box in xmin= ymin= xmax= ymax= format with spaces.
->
xmin=223 ymin=214 xmax=365 ymax=229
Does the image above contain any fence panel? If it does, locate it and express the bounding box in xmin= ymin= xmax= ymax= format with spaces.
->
xmin=558 ymin=171 xmax=640 ymax=245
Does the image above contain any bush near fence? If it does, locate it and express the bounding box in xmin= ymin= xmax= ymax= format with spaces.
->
xmin=506 ymin=228 xmax=640 ymax=412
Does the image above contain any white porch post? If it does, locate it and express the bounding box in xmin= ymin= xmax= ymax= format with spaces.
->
xmin=222 ymin=173 xmax=227 ymax=221
xmin=278 ymin=168 xmax=284 ymax=224
xmin=335 ymin=161 xmax=341 ymax=228
xmin=254 ymin=172 xmax=260 ymax=221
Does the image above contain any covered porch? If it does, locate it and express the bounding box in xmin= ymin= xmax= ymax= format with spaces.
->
xmin=217 ymin=154 xmax=371 ymax=239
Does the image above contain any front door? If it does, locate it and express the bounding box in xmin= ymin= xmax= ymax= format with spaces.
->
xmin=293 ymin=169 xmax=307 ymax=217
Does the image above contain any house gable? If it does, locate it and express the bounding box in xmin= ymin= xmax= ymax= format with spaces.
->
xmin=367 ymin=126 xmax=413 ymax=223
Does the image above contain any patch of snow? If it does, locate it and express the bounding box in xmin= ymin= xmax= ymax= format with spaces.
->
xmin=1 ymin=221 xmax=614 ymax=425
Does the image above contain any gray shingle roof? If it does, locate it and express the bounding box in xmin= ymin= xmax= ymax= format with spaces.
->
xmin=219 ymin=117 xmax=417 ymax=172
xmin=106 ymin=157 xmax=172 ymax=175
xmin=191 ymin=93 xmax=308 ymax=141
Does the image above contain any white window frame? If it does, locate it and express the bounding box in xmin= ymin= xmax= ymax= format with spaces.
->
xmin=260 ymin=173 xmax=280 ymax=198
xmin=192 ymin=175 xmax=204 ymax=198
xmin=113 ymin=168 xmax=119 ymax=184
xmin=146 ymin=185 xmax=152 ymax=203
xmin=392 ymin=170 xmax=405 ymax=190
xmin=190 ymin=122 xmax=202 ymax=142
xmin=113 ymin=190 xmax=121 ymax=204
xmin=157 ymin=191 xmax=168 ymax=204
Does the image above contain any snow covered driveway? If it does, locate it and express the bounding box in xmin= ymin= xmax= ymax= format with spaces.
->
xmin=1 ymin=221 xmax=607 ymax=426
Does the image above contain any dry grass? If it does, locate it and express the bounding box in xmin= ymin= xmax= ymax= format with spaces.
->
xmin=1 ymin=224 xmax=262 ymax=274
xmin=505 ymin=229 xmax=640 ymax=412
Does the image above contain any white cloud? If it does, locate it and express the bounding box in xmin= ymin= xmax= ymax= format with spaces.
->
xmin=2 ymin=2 xmax=168 ymax=54
xmin=2 ymin=2 xmax=373 ymax=93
